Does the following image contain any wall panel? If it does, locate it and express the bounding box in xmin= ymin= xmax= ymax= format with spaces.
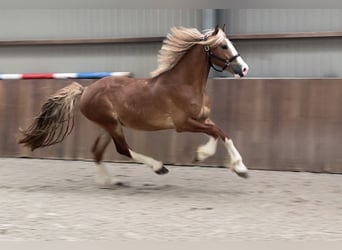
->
xmin=0 ymin=9 xmax=201 ymax=40
xmin=221 ymin=9 xmax=342 ymax=78
xmin=1 ymin=78 xmax=342 ymax=174
xmin=227 ymin=9 xmax=342 ymax=34
xmin=0 ymin=9 xmax=202 ymax=77
xmin=1 ymin=9 xmax=342 ymax=77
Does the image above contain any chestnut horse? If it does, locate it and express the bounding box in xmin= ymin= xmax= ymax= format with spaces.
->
xmin=18 ymin=25 xmax=249 ymax=187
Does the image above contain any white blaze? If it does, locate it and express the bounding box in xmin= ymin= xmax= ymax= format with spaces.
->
xmin=226 ymin=38 xmax=249 ymax=77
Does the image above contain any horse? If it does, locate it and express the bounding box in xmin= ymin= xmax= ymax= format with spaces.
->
xmin=18 ymin=25 xmax=249 ymax=187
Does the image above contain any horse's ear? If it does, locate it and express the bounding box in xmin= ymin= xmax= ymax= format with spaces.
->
xmin=222 ymin=24 xmax=226 ymax=33
xmin=212 ymin=25 xmax=219 ymax=36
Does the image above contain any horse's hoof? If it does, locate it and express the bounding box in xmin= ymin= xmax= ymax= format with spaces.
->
xmin=234 ymin=170 xmax=249 ymax=179
xmin=155 ymin=166 xmax=169 ymax=175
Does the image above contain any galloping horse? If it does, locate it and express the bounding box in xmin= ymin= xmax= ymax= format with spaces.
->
xmin=18 ymin=25 xmax=249 ymax=186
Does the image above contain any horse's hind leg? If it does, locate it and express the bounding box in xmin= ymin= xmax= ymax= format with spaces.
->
xmin=91 ymin=133 xmax=124 ymax=187
xmin=104 ymin=123 xmax=169 ymax=175
xmin=92 ymin=133 xmax=111 ymax=163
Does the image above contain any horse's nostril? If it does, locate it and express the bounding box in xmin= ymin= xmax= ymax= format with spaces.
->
xmin=243 ymin=67 xmax=247 ymax=72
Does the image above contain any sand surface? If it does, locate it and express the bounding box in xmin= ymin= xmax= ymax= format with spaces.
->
xmin=0 ymin=158 xmax=341 ymax=241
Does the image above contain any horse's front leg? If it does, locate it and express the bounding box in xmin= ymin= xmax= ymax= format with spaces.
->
xmin=223 ymin=137 xmax=248 ymax=178
xmin=193 ymin=119 xmax=219 ymax=162
xmin=176 ymin=118 xmax=248 ymax=178
xmin=194 ymin=136 xmax=218 ymax=162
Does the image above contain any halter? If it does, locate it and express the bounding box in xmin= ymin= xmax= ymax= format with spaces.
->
xmin=202 ymin=35 xmax=241 ymax=72
xmin=204 ymin=45 xmax=241 ymax=72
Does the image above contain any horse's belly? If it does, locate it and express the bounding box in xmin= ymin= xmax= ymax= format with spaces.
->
xmin=119 ymin=112 xmax=175 ymax=131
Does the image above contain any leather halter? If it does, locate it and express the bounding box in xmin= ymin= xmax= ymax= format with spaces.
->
xmin=204 ymin=45 xmax=241 ymax=72
xmin=202 ymin=35 xmax=241 ymax=72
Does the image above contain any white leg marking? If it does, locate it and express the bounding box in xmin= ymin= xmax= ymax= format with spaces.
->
xmin=224 ymin=138 xmax=248 ymax=174
xmin=129 ymin=149 xmax=164 ymax=172
xmin=196 ymin=137 xmax=218 ymax=161
xmin=95 ymin=163 xmax=121 ymax=186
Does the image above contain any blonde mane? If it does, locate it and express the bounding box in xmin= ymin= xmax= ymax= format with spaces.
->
xmin=150 ymin=27 xmax=227 ymax=77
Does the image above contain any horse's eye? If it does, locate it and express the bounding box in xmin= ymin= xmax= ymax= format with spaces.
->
xmin=221 ymin=45 xmax=228 ymax=50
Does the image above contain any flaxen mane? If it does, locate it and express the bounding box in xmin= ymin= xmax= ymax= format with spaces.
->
xmin=150 ymin=27 xmax=227 ymax=77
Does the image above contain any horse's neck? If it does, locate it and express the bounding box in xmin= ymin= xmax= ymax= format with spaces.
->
xmin=157 ymin=45 xmax=210 ymax=90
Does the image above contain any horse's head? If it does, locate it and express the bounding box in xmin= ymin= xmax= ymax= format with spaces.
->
xmin=204 ymin=25 xmax=248 ymax=78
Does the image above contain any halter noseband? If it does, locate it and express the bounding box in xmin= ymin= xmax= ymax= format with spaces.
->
xmin=204 ymin=46 xmax=240 ymax=72
xmin=202 ymin=35 xmax=241 ymax=72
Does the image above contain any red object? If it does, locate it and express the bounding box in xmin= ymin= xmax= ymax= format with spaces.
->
xmin=22 ymin=73 xmax=54 ymax=79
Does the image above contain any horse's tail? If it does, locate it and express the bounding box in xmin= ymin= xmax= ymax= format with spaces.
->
xmin=18 ymin=81 xmax=84 ymax=151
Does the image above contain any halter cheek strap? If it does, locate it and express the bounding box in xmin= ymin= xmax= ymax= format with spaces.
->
xmin=204 ymin=45 xmax=241 ymax=73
